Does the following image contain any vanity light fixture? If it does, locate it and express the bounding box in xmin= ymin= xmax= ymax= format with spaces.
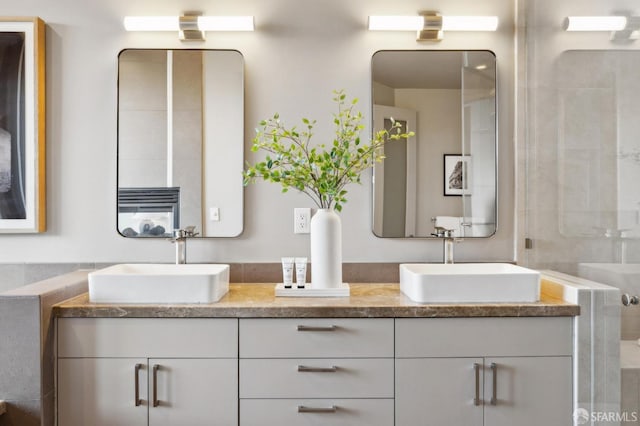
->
xmin=563 ymin=15 xmax=640 ymax=41
xmin=368 ymin=12 xmax=498 ymax=41
xmin=563 ymin=16 xmax=627 ymax=32
xmin=123 ymin=14 xmax=254 ymax=41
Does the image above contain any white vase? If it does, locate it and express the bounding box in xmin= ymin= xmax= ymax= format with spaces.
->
xmin=310 ymin=208 xmax=342 ymax=289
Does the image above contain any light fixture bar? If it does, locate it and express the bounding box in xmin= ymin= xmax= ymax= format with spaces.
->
xmin=123 ymin=15 xmax=254 ymax=32
xmin=442 ymin=16 xmax=498 ymax=31
xmin=368 ymin=16 xmax=423 ymax=31
xmin=198 ymin=16 xmax=254 ymax=31
xmin=563 ymin=16 xmax=627 ymax=31
xmin=124 ymin=16 xmax=179 ymax=31
xmin=368 ymin=15 xmax=498 ymax=32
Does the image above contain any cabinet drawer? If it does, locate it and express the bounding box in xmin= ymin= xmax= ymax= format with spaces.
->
xmin=239 ymin=318 xmax=393 ymax=358
xmin=58 ymin=318 xmax=238 ymax=358
xmin=240 ymin=399 xmax=394 ymax=426
xmin=240 ymin=358 xmax=393 ymax=398
xmin=396 ymin=317 xmax=573 ymax=358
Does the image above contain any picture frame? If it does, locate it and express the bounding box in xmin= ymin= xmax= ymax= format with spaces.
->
xmin=443 ymin=154 xmax=471 ymax=196
xmin=0 ymin=17 xmax=46 ymax=232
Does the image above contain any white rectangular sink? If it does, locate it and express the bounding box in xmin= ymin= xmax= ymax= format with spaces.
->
xmin=400 ymin=263 xmax=540 ymax=303
xmin=88 ymin=264 xmax=230 ymax=304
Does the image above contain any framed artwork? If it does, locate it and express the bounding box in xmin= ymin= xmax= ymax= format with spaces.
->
xmin=0 ymin=17 xmax=46 ymax=232
xmin=443 ymin=154 xmax=471 ymax=196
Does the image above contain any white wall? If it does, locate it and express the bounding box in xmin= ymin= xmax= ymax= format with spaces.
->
xmin=0 ymin=0 xmax=515 ymax=263
xmin=203 ymin=50 xmax=244 ymax=237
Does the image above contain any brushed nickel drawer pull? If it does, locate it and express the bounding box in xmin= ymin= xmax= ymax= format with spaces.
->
xmin=473 ymin=363 xmax=480 ymax=406
xmin=134 ymin=363 xmax=143 ymax=407
xmin=298 ymin=405 xmax=338 ymax=413
xmin=297 ymin=325 xmax=337 ymax=332
xmin=297 ymin=365 xmax=338 ymax=373
xmin=490 ymin=362 xmax=498 ymax=405
xmin=152 ymin=364 xmax=160 ymax=407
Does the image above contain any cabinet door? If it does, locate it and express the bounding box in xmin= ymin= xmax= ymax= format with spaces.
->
xmin=483 ymin=356 xmax=572 ymax=426
xmin=58 ymin=358 xmax=148 ymax=426
xmin=396 ymin=358 xmax=484 ymax=426
xmin=148 ymin=358 xmax=238 ymax=426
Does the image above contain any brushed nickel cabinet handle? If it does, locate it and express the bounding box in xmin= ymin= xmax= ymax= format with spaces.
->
xmin=297 ymin=365 xmax=338 ymax=373
xmin=134 ymin=363 xmax=143 ymax=407
xmin=473 ymin=363 xmax=480 ymax=406
xmin=298 ymin=405 xmax=338 ymax=413
xmin=296 ymin=325 xmax=337 ymax=332
xmin=152 ymin=364 xmax=160 ymax=407
xmin=490 ymin=362 xmax=498 ymax=405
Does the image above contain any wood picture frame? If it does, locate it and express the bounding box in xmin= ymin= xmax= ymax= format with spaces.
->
xmin=0 ymin=17 xmax=46 ymax=232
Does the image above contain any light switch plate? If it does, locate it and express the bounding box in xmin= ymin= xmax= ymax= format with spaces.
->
xmin=210 ymin=207 xmax=220 ymax=222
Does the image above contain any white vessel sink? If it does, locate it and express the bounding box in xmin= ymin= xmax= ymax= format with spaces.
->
xmin=399 ymin=263 xmax=540 ymax=303
xmin=88 ymin=264 xmax=230 ymax=304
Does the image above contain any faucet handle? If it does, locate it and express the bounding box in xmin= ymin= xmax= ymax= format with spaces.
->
xmin=622 ymin=294 xmax=640 ymax=306
xmin=183 ymin=225 xmax=199 ymax=237
xmin=432 ymin=227 xmax=456 ymax=238
xmin=171 ymin=226 xmax=199 ymax=241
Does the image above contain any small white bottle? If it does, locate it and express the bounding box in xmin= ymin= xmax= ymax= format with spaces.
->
xmin=295 ymin=258 xmax=307 ymax=289
xmin=281 ymin=258 xmax=294 ymax=288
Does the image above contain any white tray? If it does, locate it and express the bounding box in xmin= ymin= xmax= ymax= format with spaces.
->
xmin=275 ymin=283 xmax=350 ymax=297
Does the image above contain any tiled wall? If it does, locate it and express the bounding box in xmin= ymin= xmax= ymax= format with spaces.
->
xmin=542 ymin=271 xmax=621 ymax=423
xmin=0 ymin=271 xmax=89 ymax=426
xmin=0 ymin=264 xmax=103 ymax=293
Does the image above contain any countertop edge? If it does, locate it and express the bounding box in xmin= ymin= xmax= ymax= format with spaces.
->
xmin=53 ymin=283 xmax=580 ymax=319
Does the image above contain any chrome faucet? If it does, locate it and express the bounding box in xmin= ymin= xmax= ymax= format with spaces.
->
xmin=431 ymin=228 xmax=460 ymax=264
xmin=171 ymin=226 xmax=199 ymax=264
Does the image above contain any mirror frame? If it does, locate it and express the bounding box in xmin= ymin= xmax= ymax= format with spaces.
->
xmin=116 ymin=48 xmax=245 ymax=238
xmin=370 ymin=49 xmax=498 ymax=239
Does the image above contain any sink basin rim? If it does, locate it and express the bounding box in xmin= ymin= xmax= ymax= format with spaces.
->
xmin=88 ymin=263 xmax=230 ymax=304
xmin=399 ymin=263 xmax=541 ymax=303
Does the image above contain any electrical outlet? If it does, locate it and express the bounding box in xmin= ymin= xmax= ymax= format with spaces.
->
xmin=294 ymin=208 xmax=311 ymax=234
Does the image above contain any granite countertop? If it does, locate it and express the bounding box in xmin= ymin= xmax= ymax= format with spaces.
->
xmin=53 ymin=283 xmax=579 ymax=318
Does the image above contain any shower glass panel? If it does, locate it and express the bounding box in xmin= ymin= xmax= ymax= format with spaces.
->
xmin=461 ymin=53 xmax=497 ymax=238
xmin=522 ymin=0 xmax=640 ymax=417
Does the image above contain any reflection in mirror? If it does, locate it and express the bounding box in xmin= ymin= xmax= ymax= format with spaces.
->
xmin=117 ymin=49 xmax=244 ymax=238
xmin=371 ymin=50 xmax=497 ymax=238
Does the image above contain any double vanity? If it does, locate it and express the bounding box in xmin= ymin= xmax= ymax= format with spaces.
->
xmin=53 ymin=266 xmax=579 ymax=426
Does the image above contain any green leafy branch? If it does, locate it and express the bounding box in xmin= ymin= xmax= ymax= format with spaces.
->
xmin=243 ymin=90 xmax=414 ymax=212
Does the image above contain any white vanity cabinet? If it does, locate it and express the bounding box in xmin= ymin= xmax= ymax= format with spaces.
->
xmin=54 ymin=307 xmax=577 ymax=426
xmin=238 ymin=318 xmax=395 ymax=426
xmin=56 ymin=318 xmax=238 ymax=426
xmin=395 ymin=317 xmax=574 ymax=426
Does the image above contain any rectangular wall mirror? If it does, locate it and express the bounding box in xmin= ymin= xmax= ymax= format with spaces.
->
xmin=371 ymin=50 xmax=497 ymax=238
xmin=117 ymin=49 xmax=244 ymax=238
